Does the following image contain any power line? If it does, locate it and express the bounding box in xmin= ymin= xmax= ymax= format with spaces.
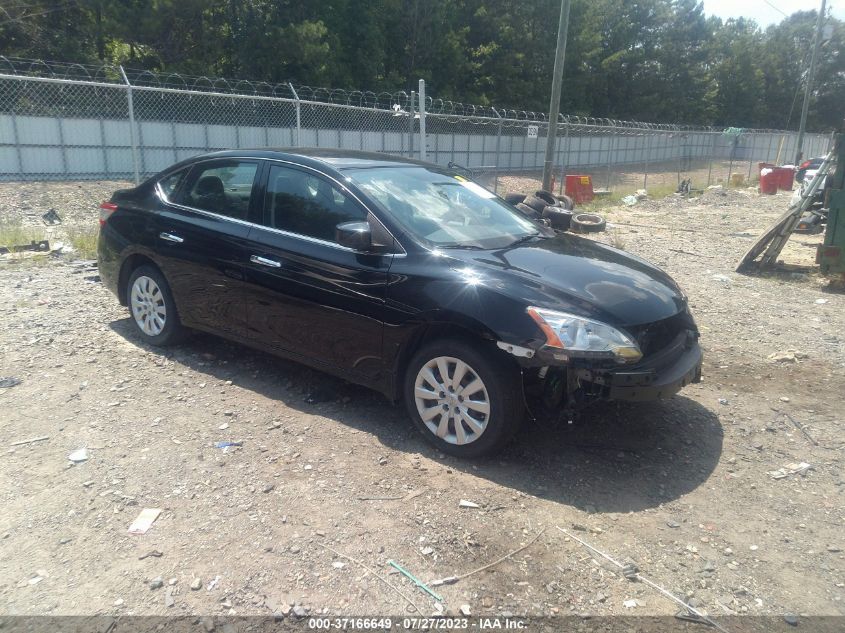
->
xmin=762 ymin=0 xmax=789 ymax=17
xmin=0 ymin=1 xmax=77 ymax=28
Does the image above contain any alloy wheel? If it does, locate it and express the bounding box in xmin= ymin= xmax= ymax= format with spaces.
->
xmin=413 ymin=356 xmax=491 ymax=445
xmin=130 ymin=275 xmax=167 ymax=336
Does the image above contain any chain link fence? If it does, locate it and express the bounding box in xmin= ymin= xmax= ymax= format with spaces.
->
xmin=0 ymin=57 xmax=832 ymax=195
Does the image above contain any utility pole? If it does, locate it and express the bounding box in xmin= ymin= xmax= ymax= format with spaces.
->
xmin=795 ymin=0 xmax=826 ymax=165
xmin=542 ymin=0 xmax=572 ymax=191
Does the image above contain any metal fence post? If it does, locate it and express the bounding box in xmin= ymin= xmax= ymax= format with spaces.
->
xmin=119 ymin=65 xmax=140 ymax=185
xmin=706 ymin=130 xmax=716 ymax=187
xmin=493 ymin=108 xmax=503 ymax=193
xmin=746 ymin=133 xmax=756 ymax=182
xmin=418 ymin=79 xmax=426 ymax=161
xmin=9 ymin=107 xmax=24 ymax=177
xmin=288 ymin=83 xmax=301 ymax=147
xmin=727 ymin=134 xmax=737 ymax=186
xmin=408 ymin=91 xmax=415 ymax=158
xmin=644 ymin=131 xmax=652 ymax=190
xmin=676 ymin=130 xmax=682 ymax=185
xmin=605 ymin=124 xmax=614 ymax=191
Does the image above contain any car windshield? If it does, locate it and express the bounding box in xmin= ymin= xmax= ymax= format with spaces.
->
xmin=345 ymin=166 xmax=539 ymax=249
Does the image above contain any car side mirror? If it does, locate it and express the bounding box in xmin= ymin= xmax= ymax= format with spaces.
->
xmin=336 ymin=221 xmax=373 ymax=252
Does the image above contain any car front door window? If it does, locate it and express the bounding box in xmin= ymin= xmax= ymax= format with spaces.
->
xmin=264 ymin=165 xmax=366 ymax=242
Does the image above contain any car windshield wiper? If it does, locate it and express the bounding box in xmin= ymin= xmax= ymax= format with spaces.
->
xmin=436 ymin=243 xmax=487 ymax=250
xmin=508 ymin=233 xmax=545 ymax=247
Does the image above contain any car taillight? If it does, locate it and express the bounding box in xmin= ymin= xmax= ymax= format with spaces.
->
xmin=99 ymin=201 xmax=118 ymax=226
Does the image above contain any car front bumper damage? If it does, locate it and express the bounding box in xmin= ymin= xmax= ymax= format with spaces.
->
xmin=513 ymin=329 xmax=702 ymax=407
xmin=573 ymin=331 xmax=702 ymax=402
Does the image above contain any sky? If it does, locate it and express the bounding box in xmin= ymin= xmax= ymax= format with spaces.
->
xmin=701 ymin=0 xmax=845 ymax=26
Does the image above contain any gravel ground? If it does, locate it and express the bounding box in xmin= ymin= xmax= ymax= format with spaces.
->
xmin=0 ymin=181 xmax=843 ymax=629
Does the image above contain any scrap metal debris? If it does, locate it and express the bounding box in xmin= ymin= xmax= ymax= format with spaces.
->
xmin=388 ymin=559 xmax=444 ymax=603
xmin=778 ymin=412 xmax=819 ymax=446
xmin=316 ymin=543 xmax=422 ymax=614
xmin=41 ymin=209 xmax=62 ymax=225
xmin=429 ymin=528 xmax=546 ymax=588
xmin=557 ymin=527 xmax=732 ymax=633
xmin=0 ymin=240 xmax=50 ymax=255
xmin=9 ymin=435 xmax=49 ymax=447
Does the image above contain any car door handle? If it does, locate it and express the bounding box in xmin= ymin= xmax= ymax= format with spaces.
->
xmin=250 ymin=255 xmax=282 ymax=268
xmin=159 ymin=232 xmax=184 ymax=243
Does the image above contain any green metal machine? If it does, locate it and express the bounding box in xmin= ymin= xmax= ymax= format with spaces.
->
xmin=817 ymin=132 xmax=845 ymax=278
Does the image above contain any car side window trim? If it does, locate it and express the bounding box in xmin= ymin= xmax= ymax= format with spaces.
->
xmin=154 ymin=155 xmax=406 ymax=256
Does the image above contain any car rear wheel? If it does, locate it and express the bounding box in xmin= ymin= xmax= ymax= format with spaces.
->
xmin=127 ymin=265 xmax=185 ymax=346
xmin=404 ymin=339 xmax=523 ymax=457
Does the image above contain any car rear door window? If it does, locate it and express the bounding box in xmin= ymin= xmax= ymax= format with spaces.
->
xmin=263 ymin=165 xmax=366 ymax=243
xmin=176 ymin=161 xmax=259 ymax=220
xmin=158 ymin=167 xmax=189 ymax=201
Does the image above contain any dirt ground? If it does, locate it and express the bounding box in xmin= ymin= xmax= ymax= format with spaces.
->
xmin=0 ymin=180 xmax=843 ymax=630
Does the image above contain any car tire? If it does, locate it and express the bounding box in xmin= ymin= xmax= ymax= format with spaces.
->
xmin=403 ymin=338 xmax=524 ymax=458
xmin=571 ymin=213 xmax=607 ymax=233
xmin=126 ymin=265 xmax=186 ymax=346
xmin=503 ymin=193 xmax=526 ymax=206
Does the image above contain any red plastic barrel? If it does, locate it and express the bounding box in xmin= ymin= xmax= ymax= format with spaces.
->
xmin=759 ymin=169 xmax=778 ymax=195
xmin=565 ymin=175 xmax=594 ymax=204
xmin=775 ymin=167 xmax=794 ymax=191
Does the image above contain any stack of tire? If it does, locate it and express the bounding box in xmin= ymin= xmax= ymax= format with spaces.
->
xmin=503 ymin=190 xmax=605 ymax=234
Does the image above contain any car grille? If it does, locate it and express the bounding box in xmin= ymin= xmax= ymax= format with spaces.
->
xmin=630 ymin=310 xmax=696 ymax=358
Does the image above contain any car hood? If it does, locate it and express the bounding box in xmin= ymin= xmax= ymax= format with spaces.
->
xmin=445 ymin=233 xmax=687 ymax=327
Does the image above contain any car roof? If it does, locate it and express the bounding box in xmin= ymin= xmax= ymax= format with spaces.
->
xmin=191 ymin=148 xmax=435 ymax=171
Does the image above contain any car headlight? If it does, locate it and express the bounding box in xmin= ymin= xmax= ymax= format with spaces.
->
xmin=527 ymin=307 xmax=642 ymax=364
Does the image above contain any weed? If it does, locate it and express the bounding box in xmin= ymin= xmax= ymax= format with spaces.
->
xmin=0 ymin=221 xmax=49 ymax=266
xmin=610 ymin=230 xmax=627 ymax=251
xmin=66 ymin=226 xmax=99 ymax=260
xmin=0 ymin=221 xmax=46 ymax=250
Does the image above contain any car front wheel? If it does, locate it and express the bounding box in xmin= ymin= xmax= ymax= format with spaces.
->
xmin=404 ymin=339 xmax=523 ymax=457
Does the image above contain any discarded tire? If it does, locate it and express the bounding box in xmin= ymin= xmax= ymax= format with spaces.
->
xmin=503 ymin=193 xmax=526 ymax=206
xmin=571 ymin=213 xmax=606 ymax=233
xmin=542 ymin=205 xmax=572 ymax=231
xmin=523 ymin=195 xmax=551 ymax=213
xmin=557 ymin=194 xmax=574 ymax=210
xmin=515 ymin=203 xmax=541 ymax=220
xmin=533 ymin=190 xmax=559 ymax=206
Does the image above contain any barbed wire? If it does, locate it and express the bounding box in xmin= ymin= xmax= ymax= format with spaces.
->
xmin=0 ymin=55 xmax=806 ymax=135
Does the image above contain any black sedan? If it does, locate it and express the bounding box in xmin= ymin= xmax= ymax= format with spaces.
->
xmin=98 ymin=149 xmax=702 ymax=457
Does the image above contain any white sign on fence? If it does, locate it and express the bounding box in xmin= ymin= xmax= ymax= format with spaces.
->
xmin=527 ymin=125 xmax=538 ymax=139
